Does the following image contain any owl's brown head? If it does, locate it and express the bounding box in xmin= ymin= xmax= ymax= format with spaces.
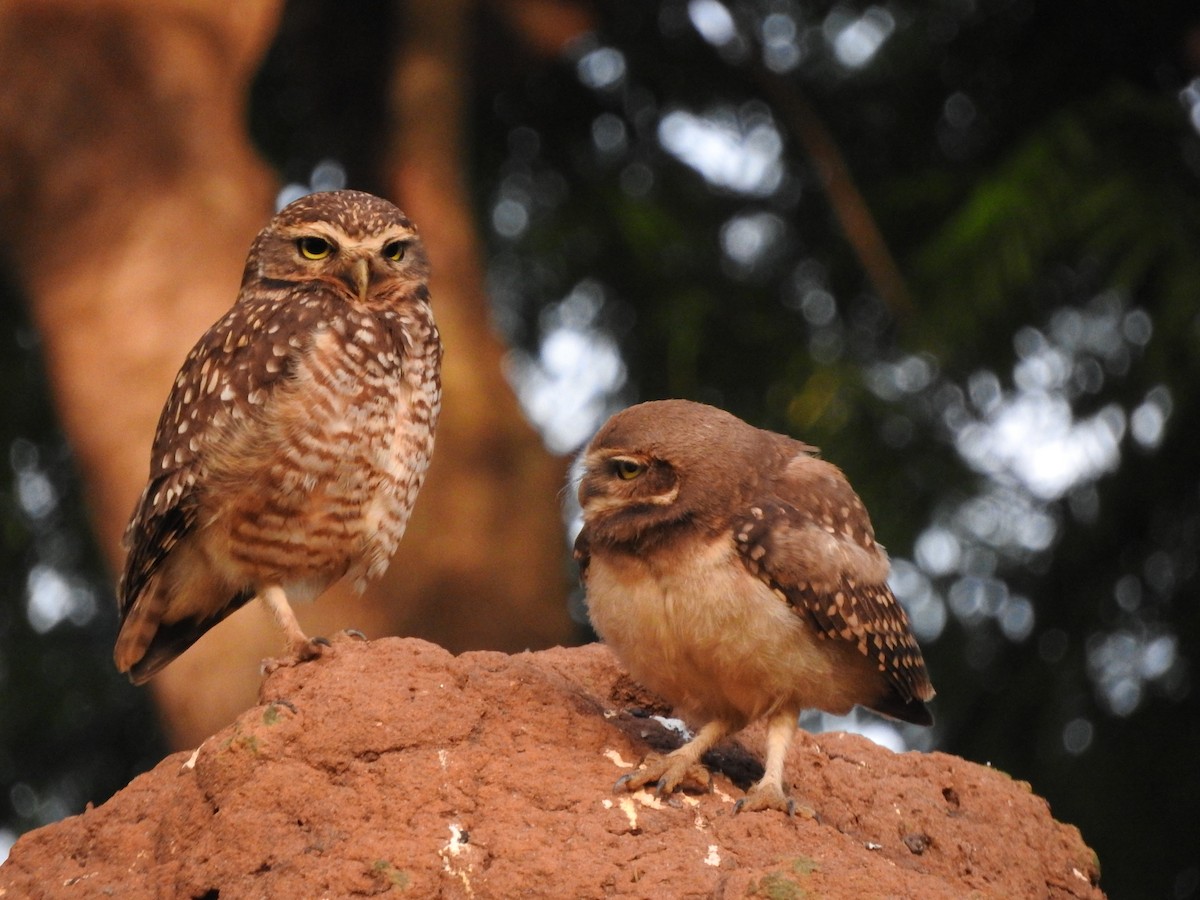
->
xmin=244 ymin=190 xmax=430 ymax=311
xmin=577 ymin=399 xmax=797 ymax=547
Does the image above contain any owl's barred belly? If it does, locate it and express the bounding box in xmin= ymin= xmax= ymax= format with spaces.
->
xmin=173 ymin=292 xmax=443 ymax=602
xmin=586 ymin=537 xmax=861 ymax=726
xmin=357 ymin=383 xmax=440 ymax=585
xmin=201 ymin=351 xmax=438 ymax=599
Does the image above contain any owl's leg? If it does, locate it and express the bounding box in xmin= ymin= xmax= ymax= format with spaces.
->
xmin=734 ymin=709 xmax=813 ymax=817
xmin=259 ymin=584 xmax=329 ymax=662
xmin=615 ymin=719 xmax=731 ymax=796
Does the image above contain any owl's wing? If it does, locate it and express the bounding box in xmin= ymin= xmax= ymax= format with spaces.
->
xmin=116 ymin=475 xmax=255 ymax=684
xmin=117 ymin=474 xmax=198 ymax=619
xmin=732 ymin=454 xmax=934 ymax=719
xmin=117 ymin=293 xmax=331 ymax=615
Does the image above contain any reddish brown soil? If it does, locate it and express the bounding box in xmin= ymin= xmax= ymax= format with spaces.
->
xmin=0 ymin=637 xmax=1102 ymax=898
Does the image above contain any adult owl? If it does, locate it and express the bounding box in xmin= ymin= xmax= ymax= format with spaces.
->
xmin=575 ymin=399 xmax=934 ymax=814
xmin=114 ymin=190 xmax=442 ymax=684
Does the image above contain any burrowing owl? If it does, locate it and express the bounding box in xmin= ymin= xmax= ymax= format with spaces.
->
xmin=575 ymin=399 xmax=934 ymax=814
xmin=114 ymin=190 xmax=442 ymax=684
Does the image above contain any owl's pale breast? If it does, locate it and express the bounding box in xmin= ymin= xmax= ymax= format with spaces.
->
xmin=586 ymin=533 xmax=870 ymax=725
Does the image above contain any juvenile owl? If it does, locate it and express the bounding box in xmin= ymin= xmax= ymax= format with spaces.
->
xmin=114 ymin=190 xmax=442 ymax=684
xmin=575 ymin=399 xmax=934 ymax=814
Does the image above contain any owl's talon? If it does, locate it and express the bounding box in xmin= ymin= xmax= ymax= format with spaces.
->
xmin=614 ymin=751 xmax=712 ymax=796
xmin=341 ymin=628 xmax=368 ymax=642
xmin=291 ymin=636 xmax=330 ymax=662
xmin=612 ymin=773 xmax=638 ymax=793
xmin=262 ymin=635 xmax=332 ymax=674
xmin=734 ymin=781 xmax=813 ymax=817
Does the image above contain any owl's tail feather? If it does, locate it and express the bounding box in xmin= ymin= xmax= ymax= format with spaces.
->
xmin=114 ymin=587 xmax=253 ymax=685
xmin=868 ymin=690 xmax=934 ymax=727
xmin=113 ymin=593 xmax=164 ymax=682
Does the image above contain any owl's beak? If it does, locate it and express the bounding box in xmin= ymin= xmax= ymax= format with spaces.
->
xmin=353 ymin=257 xmax=371 ymax=304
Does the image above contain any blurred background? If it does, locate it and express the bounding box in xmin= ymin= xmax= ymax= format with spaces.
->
xmin=1 ymin=1 xmax=1198 ymax=896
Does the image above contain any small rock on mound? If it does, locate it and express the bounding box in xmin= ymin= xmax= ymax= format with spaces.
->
xmin=0 ymin=637 xmax=1102 ymax=898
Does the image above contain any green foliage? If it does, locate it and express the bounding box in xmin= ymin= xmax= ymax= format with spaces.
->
xmin=911 ymin=83 xmax=1200 ymax=375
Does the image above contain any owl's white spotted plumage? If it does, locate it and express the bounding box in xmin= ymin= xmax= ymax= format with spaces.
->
xmin=115 ymin=190 xmax=442 ymax=684
xmin=575 ymin=399 xmax=934 ymax=814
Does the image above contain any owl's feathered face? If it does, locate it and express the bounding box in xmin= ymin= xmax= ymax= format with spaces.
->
xmin=577 ymin=400 xmax=790 ymax=547
xmin=245 ymin=190 xmax=431 ymax=312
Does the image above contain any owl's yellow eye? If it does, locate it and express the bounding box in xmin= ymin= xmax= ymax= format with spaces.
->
xmin=383 ymin=240 xmax=407 ymax=262
xmin=612 ymin=458 xmax=644 ymax=480
xmin=298 ymin=237 xmax=332 ymax=260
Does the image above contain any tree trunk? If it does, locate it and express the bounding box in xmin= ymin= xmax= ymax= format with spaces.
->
xmin=383 ymin=0 xmax=576 ymax=653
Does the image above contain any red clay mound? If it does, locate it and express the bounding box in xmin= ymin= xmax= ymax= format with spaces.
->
xmin=0 ymin=637 xmax=1102 ymax=898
